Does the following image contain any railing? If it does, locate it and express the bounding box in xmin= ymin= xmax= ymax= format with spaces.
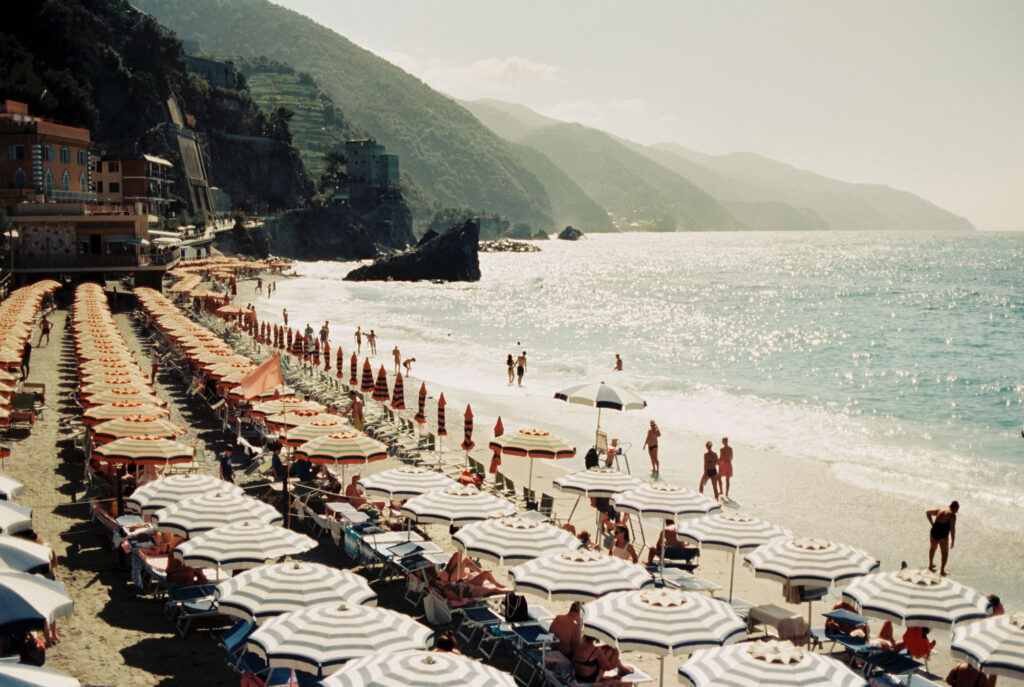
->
xmin=45 ymin=189 xmax=97 ymax=203
xmin=13 ymin=247 xmax=180 ymax=269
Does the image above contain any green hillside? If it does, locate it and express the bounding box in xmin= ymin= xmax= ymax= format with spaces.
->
xmin=508 ymin=143 xmax=615 ymax=232
xmin=461 ymin=98 xmax=560 ymax=142
xmin=134 ymin=0 xmax=556 ymax=231
xmin=521 ymin=124 xmax=745 ymax=231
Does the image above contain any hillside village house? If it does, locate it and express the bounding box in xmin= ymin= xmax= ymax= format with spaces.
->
xmin=94 ymin=154 xmax=175 ymax=218
xmin=345 ymin=139 xmax=399 ymax=189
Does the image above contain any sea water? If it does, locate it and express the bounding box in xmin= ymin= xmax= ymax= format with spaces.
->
xmin=255 ymin=230 xmax=1024 ymax=595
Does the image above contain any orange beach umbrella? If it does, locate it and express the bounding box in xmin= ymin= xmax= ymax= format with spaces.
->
xmin=360 ymin=358 xmax=374 ymax=393
xmin=94 ymin=436 xmax=194 ymax=466
xmin=461 ymin=404 xmax=474 ymax=451
xmin=372 ymin=366 xmax=389 ymax=402
xmin=349 ymin=352 xmax=358 ymax=385
xmin=391 ymin=372 xmax=405 ymax=410
xmin=437 ymin=393 xmax=447 ymax=437
xmin=414 ymin=384 xmax=427 ymax=424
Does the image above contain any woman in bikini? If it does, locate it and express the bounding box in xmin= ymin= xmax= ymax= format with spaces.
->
xmin=926 ymin=501 xmax=959 ymax=575
xmin=608 ymin=525 xmax=638 ymax=563
xmin=643 ymin=420 xmax=660 ymax=475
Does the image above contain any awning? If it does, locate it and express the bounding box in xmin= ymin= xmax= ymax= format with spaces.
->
xmin=142 ymin=154 xmax=173 ymax=166
xmin=148 ymin=229 xmax=183 ymax=238
xmin=152 ymin=237 xmax=181 ymax=246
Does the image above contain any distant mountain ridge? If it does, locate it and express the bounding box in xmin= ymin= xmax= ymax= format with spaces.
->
xmin=464 ymin=98 xmax=974 ymax=232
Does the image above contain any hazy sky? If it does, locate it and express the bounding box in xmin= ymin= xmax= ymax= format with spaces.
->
xmin=275 ymin=0 xmax=1022 ymax=230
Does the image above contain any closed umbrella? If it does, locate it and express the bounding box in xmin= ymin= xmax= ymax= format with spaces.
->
xmin=321 ymin=650 xmax=516 ymax=687
xmin=0 ymin=500 xmax=33 ymax=534
xmin=350 ymin=352 xmax=358 ymax=385
xmin=217 ymin=562 xmax=377 ymax=624
xmin=336 ymin=347 xmax=344 ymax=378
xmin=152 ymin=492 xmax=283 ymax=537
xmin=0 ymin=663 xmax=81 ymax=687
xmin=175 ymin=523 xmax=317 ymax=571
xmin=554 ymin=380 xmax=647 ymax=445
xmin=453 ymin=515 xmax=581 ymax=565
xmin=494 ymin=416 xmax=504 ymax=437
xmin=436 ymin=393 xmax=447 ymax=436
xmin=678 ymin=640 xmax=866 ymax=687
xmin=246 ymin=603 xmax=432 ymax=678
xmin=842 ymin=567 xmax=989 ymax=630
xmin=414 ymin=383 xmax=427 ymax=424
xmin=391 ymin=371 xmax=405 ymax=409
xmin=0 ymin=570 xmax=74 ymax=634
xmin=951 ymin=610 xmax=1024 ymax=680
xmin=584 ymin=589 xmax=746 ymax=686
xmin=676 ymin=511 xmax=791 ymax=601
xmin=509 ymin=549 xmax=654 ymax=602
xmin=372 ymin=366 xmax=389 ymax=402
xmin=127 ymin=473 xmax=244 ymax=515
xmin=0 ymin=535 xmax=53 ymax=573
xmin=360 ymin=358 xmax=374 ymax=392
xmin=490 ymin=427 xmax=576 ymax=491
xmin=401 ymin=485 xmax=516 ymax=526
xmin=461 ymin=404 xmax=474 ymax=451
xmin=358 ymin=466 xmax=458 ymax=501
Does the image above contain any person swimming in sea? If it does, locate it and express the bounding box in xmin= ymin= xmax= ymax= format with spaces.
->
xmin=926 ymin=501 xmax=959 ymax=575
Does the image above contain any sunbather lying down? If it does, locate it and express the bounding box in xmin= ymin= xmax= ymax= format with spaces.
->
xmin=424 ymin=566 xmax=510 ymax=601
xmin=572 ymin=635 xmax=635 ymax=685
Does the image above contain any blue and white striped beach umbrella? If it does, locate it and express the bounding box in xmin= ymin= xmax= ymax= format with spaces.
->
xmin=0 ymin=571 xmax=74 ymax=634
xmin=246 ymin=602 xmax=432 ymax=678
xmin=319 ymin=650 xmax=516 ymax=687
xmin=553 ymin=468 xmax=645 ymax=499
xmin=358 ymin=466 xmax=458 ymax=501
xmin=509 ymin=549 xmax=655 ymax=601
xmin=216 ymin=562 xmax=377 ymax=624
xmin=554 ymin=381 xmax=648 ymax=411
xmin=400 ymin=485 xmax=516 ymax=526
xmin=952 ymin=611 xmax=1024 ymax=680
xmin=453 ymin=515 xmax=582 ymax=565
xmin=151 ymin=491 xmax=282 ymax=537
xmin=0 ymin=662 xmax=81 ymax=687
xmin=0 ymin=473 xmax=24 ymax=500
xmin=842 ymin=567 xmax=989 ymax=630
xmin=744 ymin=536 xmax=879 ymax=587
xmin=0 ymin=500 xmax=32 ymax=535
xmin=613 ymin=483 xmax=721 ymax=520
xmin=127 ymin=473 xmax=244 ymax=515
xmin=174 ymin=522 xmax=317 ymax=571
xmin=0 ymin=535 xmax=53 ymax=574
xmin=678 ymin=640 xmax=866 ymax=687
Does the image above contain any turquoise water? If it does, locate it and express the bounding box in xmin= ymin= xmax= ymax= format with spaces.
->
xmin=263 ymin=230 xmax=1024 ymax=536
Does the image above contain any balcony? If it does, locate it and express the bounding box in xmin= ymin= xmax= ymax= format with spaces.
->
xmin=10 ymin=247 xmax=180 ymax=270
xmin=45 ymin=189 xmax=98 ymax=203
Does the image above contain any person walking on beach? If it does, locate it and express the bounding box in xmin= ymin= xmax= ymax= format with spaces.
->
xmin=392 ymin=345 xmax=401 ymax=374
xmin=282 ymin=308 xmax=288 ymax=326
xmin=643 ymin=420 xmax=660 ymax=475
xmin=699 ymin=440 xmax=720 ymax=499
xmin=321 ymin=321 xmax=330 ymax=344
xmin=614 ymin=354 xmax=623 ymax=371
xmin=515 ymin=351 xmax=527 ymax=386
xmin=719 ymin=437 xmax=733 ymax=499
xmin=367 ymin=329 xmax=378 ymax=356
xmin=343 ymin=391 xmax=364 ymax=431
xmin=218 ymin=444 xmax=235 ymax=484
xmin=37 ymin=314 xmax=51 ymax=347
xmin=926 ymin=501 xmax=959 ymax=575
xmin=354 ymin=327 xmax=362 ymax=355
xmin=255 ymin=278 xmax=263 ymax=294
xmin=506 ymin=354 xmax=515 ymax=384
xmin=20 ymin=341 xmax=31 ymax=379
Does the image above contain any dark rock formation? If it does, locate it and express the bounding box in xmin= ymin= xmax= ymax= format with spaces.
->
xmin=479 ymin=239 xmax=542 ymax=253
xmin=557 ymin=226 xmax=584 ymax=240
xmin=345 ymin=220 xmax=480 ymax=282
xmin=205 ymin=134 xmax=315 ymax=213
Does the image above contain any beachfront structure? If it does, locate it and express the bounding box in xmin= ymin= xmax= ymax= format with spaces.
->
xmin=0 ymin=99 xmax=95 ymax=206
xmin=345 ymin=139 xmax=399 ymax=189
xmin=93 ymin=154 xmax=175 ymax=218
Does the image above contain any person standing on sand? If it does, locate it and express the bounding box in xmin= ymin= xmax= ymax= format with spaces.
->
xmin=282 ymin=308 xmax=288 ymax=326
xmin=20 ymin=341 xmax=31 ymax=379
xmin=926 ymin=501 xmax=959 ymax=575
xmin=614 ymin=354 xmax=623 ymax=371
xmin=515 ymin=351 xmax=527 ymax=386
xmin=719 ymin=437 xmax=733 ymax=499
xmin=218 ymin=445 xmax=235 ymax=484
xmin=367 ymin=329 xmax=378 ymax=356
xmin=37 ymin=314 xmax=51 ymax=347
xmin=643 ymin=420 xmax=660 ymax=475
xmin=699 ymin=441 xmax=720 ymax=499
xmin=255 ymin=278 xmax=263 ymax=294
xmin=354 ymin=326 xmax=362 ymax=355
xmin=403 ymin=358 xmax=415 ymax=375
xmin=506 ymin=354 xmax=515 ymax=384
xmin=393 ymin=346 xmax=401 ymax=374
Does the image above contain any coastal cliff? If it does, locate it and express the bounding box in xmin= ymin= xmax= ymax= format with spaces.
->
xmin=344 ymin=219 xmax=480 ymax=282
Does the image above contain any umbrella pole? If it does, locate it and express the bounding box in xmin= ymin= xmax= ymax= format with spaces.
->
xmin=659 ymin=655 xmax=665 ymax=687
xmin=595 ymin=407 xmax=602 ymax=448
xmin=567 ymin=495 xmax=581 ymax=523
xmin=659 ymin=522 xmax=666 ymax=583
xmin=528 ymin=459 xmax=535 ymax=493
xmin=729 ymin=549 xmax=736 ymax=602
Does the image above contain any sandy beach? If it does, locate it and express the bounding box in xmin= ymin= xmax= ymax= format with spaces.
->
xmin=5 ymin=273 xmax=1017 ymax=687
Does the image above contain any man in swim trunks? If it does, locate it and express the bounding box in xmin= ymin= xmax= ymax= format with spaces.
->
xmin=643 ymin=420 xmax=660 ymax=475
xmin=515 ymin=351 xmax=527 ymax=386
xmin=926 ymin=501 xmax=958 ymax=575
xmin=699 ymin=440 xmax=720 ymax=499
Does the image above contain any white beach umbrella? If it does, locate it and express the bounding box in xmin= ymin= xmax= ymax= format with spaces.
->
xmin=951 ymin=610 xmax=1024 ymax=680
xmin=612 ymin=483 xmax=721 ymax=521
xmin=358 ymin=466 xmax=458 ymax=501
xmin=553 ymin=467 xmax=645 ymax=499
xmin=127 ymin=473 xmax=244 ymax=514
xmin=585 ymin=589 xmax=746 ymax=686
xmin=151 ymin=491 xmax=283 ymax=537
xmin=0 ymin=663 xmax=81 ymax=687
xmin=0 ymin=473 xmax=24 ymax=500
xmin=0 ymin=500 xmax=32 ymax=535
xmin=320 ymin=650 xmax=516 ymax=687
xmin=678 ymin=639 xmax=867 ymax=687
xmin=553 ymin=380 xmax=647 ymax=445
xmin=216 ymin=562 xmax=377 ymax=624
xmin=0 ymin=535 xmax=53 ymax=574
xmin=246 ymin=602 xmax=432 ymax=678
xmin=0 ymin=571 xmax=74 ymax=634
xmin=509 ymin=549 xmax=655 ymax=601
xmin=400 ymin=485 xmax=516 ymax=526
xmin=174 ymin=522 xmax=317 ymax=571
xmin=744 ymin=536 xmax=880 ymax=588
xmin=842 ymin=567 xmax=989 ymax=630
xmin=453 ymin=515 xmax=582 ymax=565
xmin=676 ymin=511 xmax=792 ymax=601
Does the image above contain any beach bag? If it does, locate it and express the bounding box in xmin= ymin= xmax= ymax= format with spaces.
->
xmin=503 ymin=592 xmax=530 ymax=622
xmin=584 ymin=447 xmax=600 ymax=469
xmin=423 ymin=588 xmax=453 ymax=626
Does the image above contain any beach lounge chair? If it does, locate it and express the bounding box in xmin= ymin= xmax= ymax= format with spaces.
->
xmin=164 ymin=583 xmax=217 ymax=621
xmin=649 ymin=545 xmax=700 ymax=572
xmin=174 ymin=597 xmax=226 ymax=636
xmin=220 ymin=619 xmax=256 ymax=671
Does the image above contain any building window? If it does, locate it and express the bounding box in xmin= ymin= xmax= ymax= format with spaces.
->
xmin=77 ymin=150 xmax=88 ymax=165
xmin=60 ymin=147 xmax=71 ymax=163
xmin=8 ymin=145 xmax=26 ymax=160
xmin=80 ymin=172 xmax=87 ymax=192
xmin=109 ymin=182 xmax=120 ymax=193
xmin=44 ymin=169 xmax=53 ymax=193
xmin=62 ymin=170 xmax=70 ymax=191
xmin=43 ymin=145 xmax=54 ymax=161
xmin=13 ymin=168 xmax=26 ymax=188
xmin=108 ymin=161 xmax=119 ymax=173
xmin=94 ymin=161 xmax=102 ymax=172
xmin=95 ymin=181 xmax=103 ymax=193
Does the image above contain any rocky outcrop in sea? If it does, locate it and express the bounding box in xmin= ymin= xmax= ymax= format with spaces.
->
xmin=344 ymin=219 xmax=481 ymax=282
